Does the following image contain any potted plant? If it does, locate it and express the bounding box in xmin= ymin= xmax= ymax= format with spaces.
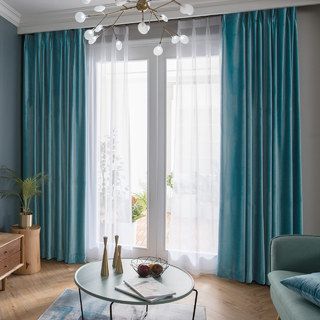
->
xmin=132 ymin=191 xmax=147 ymax=245
xmin=132 ymin=192 xmax=147 ymax=223
xmin=0 ymin=166 xmax=47 ymax=228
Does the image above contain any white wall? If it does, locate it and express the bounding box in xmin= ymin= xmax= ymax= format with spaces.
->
xmin=298 ymin=5 xmax=320 ymax=235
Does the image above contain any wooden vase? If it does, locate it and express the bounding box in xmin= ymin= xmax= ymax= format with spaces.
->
xmin=115 ymin=245 xmax=123 ymax=274
xmin=112 ymin=235 xmax=119 ymax=269
xmin=101 ymin=236 xmax=109 ymax=277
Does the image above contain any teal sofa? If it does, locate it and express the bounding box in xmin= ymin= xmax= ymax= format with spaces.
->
xmin=268 ymin=235 xmax=320 ymax=320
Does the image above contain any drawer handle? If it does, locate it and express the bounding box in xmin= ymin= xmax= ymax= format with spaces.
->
xmin=4 ymin=265 xmax=8 ymax=268
xmin=4 ymin=251 xmax=8 ymax=254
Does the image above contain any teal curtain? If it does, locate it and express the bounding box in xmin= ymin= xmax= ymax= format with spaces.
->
xmin=22 ymin=29 xmax=86 ymax=263
xmin=218 ymin=8 xmax=303 ymax=284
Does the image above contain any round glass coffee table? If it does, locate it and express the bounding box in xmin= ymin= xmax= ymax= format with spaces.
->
xmin=74 ymin=259 xmax=198 ymax=319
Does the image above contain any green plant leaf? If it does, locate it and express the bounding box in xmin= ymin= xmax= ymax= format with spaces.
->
xmin=0 ymin=166 xmax=47 ymax=213
xmin=131 ymin=191 xmax=147 ymax=222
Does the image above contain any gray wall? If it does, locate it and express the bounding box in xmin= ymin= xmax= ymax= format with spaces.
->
xmin=298 ymin=5 xmax=320 ymax=235
xmin=0 ymin=6 xmax=318 ymax=235
xmin=0 ymin=16 xmax=21 ymax=231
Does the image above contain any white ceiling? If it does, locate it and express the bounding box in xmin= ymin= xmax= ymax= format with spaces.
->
xmin=1 ymin=0 xmax=320 ymax=34
xmin=7 ymin=0 xmax=116 ymax=15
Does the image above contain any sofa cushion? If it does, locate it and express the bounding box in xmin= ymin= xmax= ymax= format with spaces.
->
xmin=268 ymin=270 xmax=320 ymax=320
xmin=281 ymin=272 xmax=320 ymax=308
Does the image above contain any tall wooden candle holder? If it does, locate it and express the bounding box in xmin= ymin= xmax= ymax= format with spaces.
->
xmin=112 ymin=235 xmax=119 ymax=269
xmin=101 ymin=236 xmax=109 ymax=277
xmin=115 ymin=245 xmax=123 ymax=274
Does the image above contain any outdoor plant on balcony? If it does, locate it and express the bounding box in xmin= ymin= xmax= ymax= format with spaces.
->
xmin=132 ymin=192 xmax=147 ymax=222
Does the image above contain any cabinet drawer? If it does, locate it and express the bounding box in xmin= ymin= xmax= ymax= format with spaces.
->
xmin=0 ymin=251 xmax=21 ymax=277
xmin=0 ymin=238 xmax=21 ymax=262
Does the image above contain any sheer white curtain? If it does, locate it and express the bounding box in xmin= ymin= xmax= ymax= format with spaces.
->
xmin=167 ymin=18 xmax=221 ymax=275
xmin=86 ymin=26 xmax=133 ymax=261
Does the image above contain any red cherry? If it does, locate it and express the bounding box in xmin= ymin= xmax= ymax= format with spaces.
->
xmin=137 ymin=264 xmax=150 ymax=277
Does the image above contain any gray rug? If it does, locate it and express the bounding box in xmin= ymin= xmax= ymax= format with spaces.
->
xmin=38 ymin=289 xmax=206 ymax=320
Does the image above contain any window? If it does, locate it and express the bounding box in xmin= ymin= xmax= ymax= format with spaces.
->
xmin=95 ymin=60 xmax=148 ymax=249
xmin=128 ymin=61 xmax=148 ymax=248
xmin=166 ymin=56 xmax=220 ymax=256
xmin=86 ymin=18 xmax=221 ymax=273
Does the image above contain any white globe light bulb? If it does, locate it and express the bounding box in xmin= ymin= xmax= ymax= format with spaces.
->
xmin=89 ymin=36 xmax=98 ymax=45
xmin=138 ymin=22 xmax=150 ymax=35
xmin=153 ymin=44 xmax=163 ymax=56
xmin=116 ymin=40 xmax=123 ymax=51
xmin=180 ymin=35 xmax=189 ymax=44
xmin=171 ymin=35 xmax=180 ymax=44
xmin=95 ymin=25 xmax=103 ymax=33
xmin=180 ymin=4 xmax=194 ymax=15
xmin=75 ymin=12 xmax=86 ymax=23
xmin=84 ymin=29 xmax=94 ymax=40
xmin=94 ymin=5 xmax=106 ymax=12
xmin=81 ymin=0 xmax=91 ymax=4
xmin=115 ymin=0 xmax=128 ymax=6
xmin=161 ymin=14 xmax=169 ymax=22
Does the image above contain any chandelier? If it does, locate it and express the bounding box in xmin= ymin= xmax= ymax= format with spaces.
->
xmin=75 ymin=0 xmax=194 ymax=56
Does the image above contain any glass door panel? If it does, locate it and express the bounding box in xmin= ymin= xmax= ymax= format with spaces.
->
xmin=165 ymin=56 xmax=221 ymax=256
xmin=128 ymin=60 xmax=148 ymax=248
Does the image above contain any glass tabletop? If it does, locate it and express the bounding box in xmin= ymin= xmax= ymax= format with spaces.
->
xmin=74 ymin=259 xmax=194 ymax=305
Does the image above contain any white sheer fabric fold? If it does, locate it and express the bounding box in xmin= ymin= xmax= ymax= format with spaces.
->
xmin=86 ymin=26 xmax=133 ymax=261
xmin=167 ymin=18 xmax=221 ymax=275
xmin=85 ymin=19 xmax=221 ymax=272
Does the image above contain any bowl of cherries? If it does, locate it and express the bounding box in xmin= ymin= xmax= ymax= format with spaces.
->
xmin=131 ymin=257 xmax=169 ymax=278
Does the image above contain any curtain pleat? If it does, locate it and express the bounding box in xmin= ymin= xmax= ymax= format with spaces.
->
xmin=23 ymin=29 xmax=86 ymax=263
xmin=218 ymin=8 xmax=303 ymax=284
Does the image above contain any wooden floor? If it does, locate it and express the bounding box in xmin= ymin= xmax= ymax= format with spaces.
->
xmin=0 ymin=260 xmax=277 ymax=320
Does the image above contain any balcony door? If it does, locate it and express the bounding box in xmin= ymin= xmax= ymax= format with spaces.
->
xmin=86 ymin=21 xmax=221 ymax=273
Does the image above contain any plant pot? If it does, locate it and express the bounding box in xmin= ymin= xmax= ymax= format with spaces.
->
xmin=20 ymin=212 xmax=33 ymax=229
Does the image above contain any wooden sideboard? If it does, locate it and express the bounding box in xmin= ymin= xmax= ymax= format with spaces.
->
xmin=0 ymin=233 xmax=24 ymax=291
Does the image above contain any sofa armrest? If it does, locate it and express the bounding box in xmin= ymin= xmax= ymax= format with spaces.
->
xmin=270 ymin=235 xmax=320 ymax=273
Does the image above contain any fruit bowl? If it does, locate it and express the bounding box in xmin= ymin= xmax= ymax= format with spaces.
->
xmin=131 ymin=257 xmax=169 ymax=278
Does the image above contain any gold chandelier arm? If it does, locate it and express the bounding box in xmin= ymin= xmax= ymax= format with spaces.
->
xmin=99 ymin=10 xmax=125 ymax=34
xmin=93 ymin=13 xmax=109 ymax=30
xmin=163 ymin=27 xmax=177 ymax=37
xmin=111 ymin=10 xmax=125 ymax=27
xmin=107 ymin=5 xmax=136 ymax=16
xmin=93 ymin=5 xmax=136 ymax=31
xmin=159 ymin=26 xmax=177 ymax=43
xmin=159 ymin=27 xmax=166 ymax=44
xmin=172 ymin=0 xmax=182 ymax=6
xmin=150 ymin=10 xmax=179 ymax=38
xmin=149 ymin=9 xmax=163 ymax=22
xmin=112 ymin=27 xmax=118 ymax=39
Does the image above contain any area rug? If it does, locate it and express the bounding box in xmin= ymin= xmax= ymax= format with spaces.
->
xmin=38 ymin=289 xmax=206 ymax=320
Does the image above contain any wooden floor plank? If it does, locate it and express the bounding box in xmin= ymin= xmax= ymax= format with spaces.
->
xmin=0 ymin=260 xmax=277 ymax=320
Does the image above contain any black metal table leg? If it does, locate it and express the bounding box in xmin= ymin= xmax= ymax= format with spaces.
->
xmin=141 ymin=305 xmax=149 ymax=319
xmin=78 ymin=288 xmax=84 ymax=320
xmin=110 ymin=302 xmax=114 ymax=320
xmin=192 ymin=289 xmax=198 ymax=320
xmin=78 ymin=288 xmax=197 ymax=320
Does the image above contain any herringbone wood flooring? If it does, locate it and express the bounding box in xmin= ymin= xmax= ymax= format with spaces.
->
xmin=0 ymin=260 xmax=277 ymax=320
